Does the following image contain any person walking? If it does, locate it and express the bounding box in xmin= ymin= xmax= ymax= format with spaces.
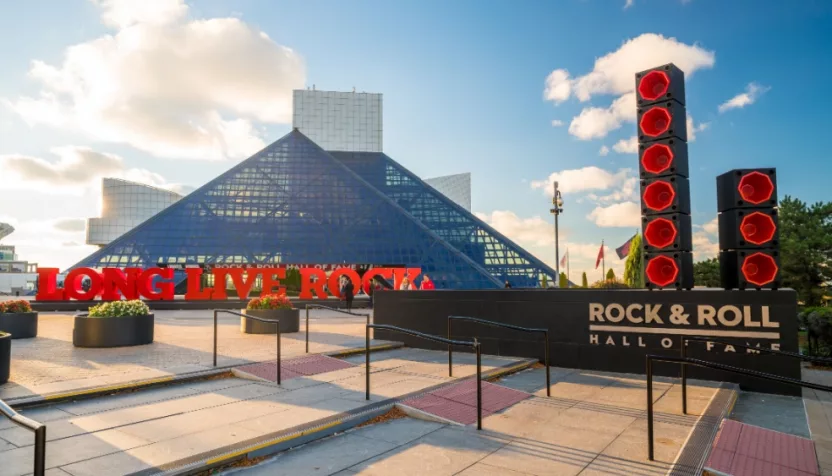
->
xmin=420 ymin=274 xmax=435 ymax=290
xmin=504 ymin=280 xmax=512 ymax=289
xmin=342 ymin=277 xmax=355 ymax=312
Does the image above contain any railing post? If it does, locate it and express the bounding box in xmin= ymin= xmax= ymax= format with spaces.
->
xmin=34 ymin=425 xmax=45 ymax=476
xmin=475 ymin=339 xmax=482 ymax=430
xmin=276 ymin=321 xmax=281 ymax=385
xmin=448 ymin=318 xmax=453 ymax=377
xmin=647 ymin=355 xmax=654 ymax=461
xmin=681 ymin=338 xmax=687 ymax=415
xmin=365 ymin=325 xmax=371 ymax=401
xmin=213 ymin=310 xmax=218 ymax=367
xmin=305 ymin=305 xmax=310 ymax=353
xmin=544 ymin=330 xmax=551 ymax=397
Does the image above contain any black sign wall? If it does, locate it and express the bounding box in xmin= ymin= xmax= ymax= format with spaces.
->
xmin=373 ymin=288 xmax=799 ymax=395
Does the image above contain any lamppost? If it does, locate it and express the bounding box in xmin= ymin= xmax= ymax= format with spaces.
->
xmin=550 ymin=181 xmax=564 ymax=287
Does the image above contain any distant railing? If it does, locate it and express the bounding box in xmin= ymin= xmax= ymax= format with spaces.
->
xmin=305 ymin=304 xmax=370 ymax=353
xmin=680 ymin=337 xmax=832 ymax=414
xmin=212 ymin=309 xmax=281 ymax=384
xmin=0 ymin=399 xmax=45 ymax=475
xmin=645 ymin=354 xmax=832 ymax=461
xmin=448 ymin=316 xmax=550 ymax=396
xmin=366 ymin=324 xmax=484 ymax=430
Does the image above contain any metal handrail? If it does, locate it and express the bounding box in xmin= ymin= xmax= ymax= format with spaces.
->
xmin=0 ymin=399 xmax=45 ymax=475
xmin=366 ymin=324 xmax=484 ymax=430
xmin=305 ymin=304 xmax=370 ymax=353
xmin=448 ymin=315 xmax=551 ymax=396
xmin=212 ymin=309 xmax=281 ymax=384
xmin=680 ymin=337 xmax=832 ymax=414
xmin=646 ymin=354 xmax=832 ymax=461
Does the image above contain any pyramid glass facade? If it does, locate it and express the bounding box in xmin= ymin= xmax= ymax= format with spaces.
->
xmin=71 ymin=130 xmax=557 ymax=289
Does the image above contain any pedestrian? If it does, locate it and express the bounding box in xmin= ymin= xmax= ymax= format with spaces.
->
xmin=399 ymin=277 xmax=413 ymax=290
xmin=504 ymin=280 xmax=512 ymax=289
xmin=342 ymin=276 xmax=355 ymax=312
xmin=420 ymin=274 xmax=435 ymax=290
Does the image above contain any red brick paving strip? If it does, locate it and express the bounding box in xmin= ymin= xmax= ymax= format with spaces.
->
xmin=236 ymin=354 xmax=354 ymax=382
xmin=705 ymin=419 xmax=820 ymax=476
xmin=403 ymin=380 xmax=530 ymax=425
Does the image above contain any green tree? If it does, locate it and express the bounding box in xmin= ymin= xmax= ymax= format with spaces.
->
xmin=623 ymin=234 xmax=644 ymax=288
xmin=605 ymin=268 xmax=616 ymax=282
xmin=581 ymin=272 xmax=588 ymax=288
xmin=559 ymin=272 xmax=568 ymax=288
xmin=779 ymin=196 xmax=832 ymax=305
xmin=541 ymin=275 xmax=548 ymax=288
xmin=694 ymin=258 xmax=721 ymax=288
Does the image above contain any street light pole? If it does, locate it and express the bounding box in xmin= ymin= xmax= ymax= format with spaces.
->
xmin=550 ymin=181 xmax=564 ymax=288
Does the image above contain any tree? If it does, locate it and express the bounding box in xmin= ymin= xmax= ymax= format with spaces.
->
xmin=541 ymin=275 xmax=548 ymax=288
xmin=694 ymin=258 xmax=720 ymax=288
xmin=591 ymin=278 xmax=628 ymax=288
xmin=559 ymin=272 xmax=568 ymax=288
xmin=779 ymin=196 xmax=832 ymax=305
xmin=581 ymin=272 xmax=588 ymax=288
xmin=606 ymin=268 xmax=616 ymax=282
xmin=623 ymin=234 xmax=644 ymax=288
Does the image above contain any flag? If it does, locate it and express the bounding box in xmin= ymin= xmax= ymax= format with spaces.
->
xmin=615 ymin=233 xmax=638 ymax=259
xmin=595 ymin=243 xmax=604 ymax=269
xmin=560 ymin=250 xmax=568 ymax=268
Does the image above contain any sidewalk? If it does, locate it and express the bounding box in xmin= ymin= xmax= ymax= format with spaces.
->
xmin=803 ymin=366 xmax=832 ymax=476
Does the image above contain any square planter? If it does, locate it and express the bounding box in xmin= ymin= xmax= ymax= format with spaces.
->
xmin=0 ymin=312 xmax=38 ymax=339
xmin=73 ymin=314 xmax=155 ymax=348
xmin=0 ymin=333 xmax=10 ymax=384
xmin=241 ymin=309 xmax=300 ymax=334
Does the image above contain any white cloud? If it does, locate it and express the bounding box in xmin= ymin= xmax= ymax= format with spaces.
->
xmin=613 ymin=135 xmax=638 ymax=154
xmin=0 ymin=146 xmax=188 ymax=194
xmin=624 ymin=0 xmax=634 ymax=9
xmin=693 ymin=231 xmax=719 ymax=261
xmin=0 ymin=215 xmax=99 ymax=270
xmin=475 ymin=211 xmax=553 ymax=247
xmin=53 ymin=218 xmax=87 ymax=232
xmin=544 ymin=33 xmax=715 ymax=140
xmin=687 ymin=115 xmax=710 ymax=142
xmin=718 ymin=82 xmax=771 ymax=113
xmin=701 ymin=216 xmax=718 ymax=235
xmin=7 ymin=0 xmax=305 ymax=161
xmin=593 ymin=176 xmax=639 ymax=204
xmin=531 ymin=167 xmax=633 ymax=195
xmin=551 ymin=119 xmax=565 ymax=127
xmin=599 ymin=146 xmax=610 ymax=156
xmin=587 ymin=201 xmax=641 ymax=227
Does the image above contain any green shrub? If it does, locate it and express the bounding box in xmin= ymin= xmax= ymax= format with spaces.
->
xmin=0 ymin=300 xmax=33 ymax=313
xmin=247 ymin=294 xmax=293 ymax=310
xmin=88 ymin=300 xmax=151 ymax=318
xmin=801 ymin=306 xmax=832 ymax=357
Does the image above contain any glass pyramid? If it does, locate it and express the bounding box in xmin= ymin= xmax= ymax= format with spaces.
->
xmin=71 ymin=130 xmax=557 ymax=289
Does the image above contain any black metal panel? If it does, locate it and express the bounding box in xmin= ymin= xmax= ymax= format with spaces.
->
xmin=373 ymin=288 xmax=800 ymax=395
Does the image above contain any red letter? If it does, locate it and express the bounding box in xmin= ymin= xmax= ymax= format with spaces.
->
xmin=362 ymin=268 xmax=393 ymax=294
xmin=66 ymin=268 xmax=103 ymax=301
xmin=101 ymin=268 xmax=140 ymax=301
xmin=300 ymin=268 xmax=327 ymax=299
xmin=228 ymin=269 xmax=258 ymax=299
xmin=184 ymin=268 xmax=213 ymax=300
xmin=36 ymin=268 xmax=64 ymax=300
xmin=138 ymin=268 xmax=174 ymax=300
xmin=260 ymin=268 xmax=287 ymax=297
xmin=212 ymin=269 xmax=229 ymax=300
xmin=328 ymin=268 xmax=361 ymax=298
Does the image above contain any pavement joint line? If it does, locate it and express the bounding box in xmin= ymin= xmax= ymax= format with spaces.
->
xmin=147 ymin=356 xmax=537 ymax=476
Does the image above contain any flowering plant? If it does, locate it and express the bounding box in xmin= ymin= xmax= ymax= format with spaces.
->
xmin=247 ymin=294 xmax=293 ymax=310
xmin=0 ymin=300 xmax=33 ymax=313
xmin=88 ymin=300 xmax=151 ymax=318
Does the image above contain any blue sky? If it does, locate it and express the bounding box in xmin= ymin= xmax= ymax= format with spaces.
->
xmin=0 ymin=0 xmax=830 ymax=278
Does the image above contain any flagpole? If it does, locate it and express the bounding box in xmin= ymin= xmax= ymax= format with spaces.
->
xmin=602 ymin=240 xmax=606 ymax=281
xmin=567 ymin=248 xmax=570 ymax=285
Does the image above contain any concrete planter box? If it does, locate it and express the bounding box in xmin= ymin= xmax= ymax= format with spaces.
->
xmin=241 ymin=309 xmax=300 ymax=334
xmin=73 ymin=314 xmax=155 ymax=348
xmin=0 ymin=312 xmax=38 ymax=339
xmin=0 ymin=333 xmax=10 ymax=384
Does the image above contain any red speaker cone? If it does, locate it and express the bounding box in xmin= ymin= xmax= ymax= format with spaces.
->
xmin=642 ymin=180 xmax=676 ymax=212
xmin=645 ymin=255 xmax=679 ymax=287
xmin=641 ymin=144 xmax=674 ymax=175
xmin=740 ymin=212 xmax=777 ymax=245
xmin=639 ymin=107 xmax=672 ymax=137
xmin=741 ymin=252 xmax=779 ymax=286
xmin=737 ymin=171 xmax=775 ymax=205
xmin=638 ymin=71 xmax=670 ymax=102
xmin=644 ymin=217 xmax=678 ymax=249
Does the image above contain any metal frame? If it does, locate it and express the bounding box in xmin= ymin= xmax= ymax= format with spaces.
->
xmin=212 ymin=310 xmax=281 ymax=384
xmin=305 ymin=304 xmax=370 ymax=353
xmin=447 ymin=315 xmax=550 ymax=396
xmin=680 ymin=337 xmax=832 ymax=414
xmin=0 ymin=399 xmax=45 ymax=475
xmin=645 ymin=354 xmax=832 ymax=461
xmin=365 ymin=324 xmax=483 ymax=430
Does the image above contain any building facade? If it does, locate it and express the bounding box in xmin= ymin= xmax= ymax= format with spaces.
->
xmin=86 ymin=178 xmax=183 ymax=247
xmin=425 ymin=173 xmax=472 ymax=212
xmin=292 ymin=89 xmax=382 ymax=152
